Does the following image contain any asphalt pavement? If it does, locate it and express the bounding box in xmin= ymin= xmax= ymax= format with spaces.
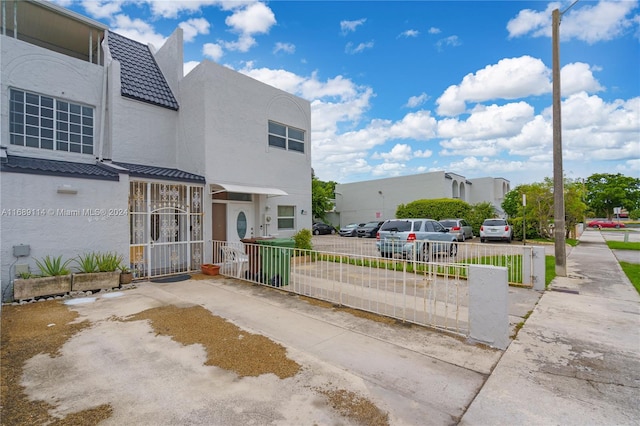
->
xmin=460 ymin=229 xmax=640 ymax=425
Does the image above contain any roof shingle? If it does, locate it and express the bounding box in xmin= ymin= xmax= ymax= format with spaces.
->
xmin=0 ymin=155 xmax=120 ymax=181
xmin=113 ymin=162 xmax=205 ymax=183
xmin=108 ymin=31 xmax=179 ymax=111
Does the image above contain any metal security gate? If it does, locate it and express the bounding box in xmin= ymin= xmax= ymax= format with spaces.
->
xmin=129 ymin=181 xmax=204 ymax=279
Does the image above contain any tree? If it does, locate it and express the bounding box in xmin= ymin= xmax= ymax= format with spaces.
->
xmin=585 ymin=173 xmax=640 ymax=219
xmin=311 ymin=175 xmax=336 ymax=222
xmin=502 ymin=177 xmax=586 ymax=240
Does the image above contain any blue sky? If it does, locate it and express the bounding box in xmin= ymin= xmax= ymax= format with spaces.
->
xmin=57 ymin=0 xmax=639 ymax=186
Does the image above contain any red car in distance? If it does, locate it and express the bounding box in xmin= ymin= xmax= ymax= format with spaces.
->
xmin=587 ymin=220 xmax=625 ymax=229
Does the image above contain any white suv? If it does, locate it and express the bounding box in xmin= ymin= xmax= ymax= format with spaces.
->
xmin=480 ymin=219 xmax=513 ymax=243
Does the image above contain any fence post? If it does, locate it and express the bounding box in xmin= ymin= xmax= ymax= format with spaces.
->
xmin=532 ymin=246 xmax=546 ymax=291
xmin=522 ymin=246 xmax=532 ymax=286
xmin=468 ymin=265 xmax=509 ymax=350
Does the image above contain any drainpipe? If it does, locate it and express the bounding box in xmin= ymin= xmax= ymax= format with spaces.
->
xmin=97 ymin=31 xmax=112 ymax=162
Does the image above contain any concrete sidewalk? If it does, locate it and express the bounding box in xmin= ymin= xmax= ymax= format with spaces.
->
xmin=461 ymin=230 xmax=640 ymax=425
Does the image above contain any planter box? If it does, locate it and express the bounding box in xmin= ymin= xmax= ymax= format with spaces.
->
xmin=120 ymin=272 xmax=133 ymax=285
xmin=201 ymin=264 xmax=220 ymax=276
xmin=13 ymin=275 xmax=72 ymax=300
xmin=72 ymin=271 xmax=121 ymax=292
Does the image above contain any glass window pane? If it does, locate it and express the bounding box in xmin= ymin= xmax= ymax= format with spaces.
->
xmin=69 ymin=143 xmax=81 ymax=153
xmin=70 ymin=124 xmax=81 ymax=134
xmin=41 ymin=107 xmax=53 ymax=118
xmin=82 ymin=145 xmax=93 ymax=155
xmin=11 ymin=135 xmax=24 ymax=145
xmin=26 ymin=104 xmax=39 ymax=115
xmin=41 ymin=128 xmax=53 ymax=139
xmin=26 ymin=115 xmax=38 ymax=126
xmin=26 ymin=125 xmax=39 ymax=136
xmin=10 ymin=89 xmax=24 ymax=101
xmin=57 ymin=141 xmax=68 ymax=151
xmin=83 ymin=116 xmax=93 ymax=126
xmin=41 ymin=118 xmax=54 ymax=129
xmin=70 ymin=114 xmax=81 ymax=124
xmin=278 ymin=218 xmax=294 ymax=229
xmin=10 ymin=100 xmax=24 ymax=114
xmin=26 ymin=136 xmax=39 ymax=147
xmin=41 ymin=139 xmax=54 ymax=150
xmin=269 ymin=135 xmax=286 ymax=148
xmin=70 ymin=104 xmax=81 ymax=114
xmin=26 ymin=93 xmax=39 ymax=105
xmin=41 ymin=97 xmax=54 ymax=108
xmin=288 ymin=128 xmax=304 ymax=141
xmin=57 ymin=131 xmax=68 ymax=141
xmin=58 ymin=101 xmax=69 ymax=111
xmin=289 ymin=140 xmax=304 ymax=153
xmin=268 ymin=121 xmax=286 ymax=136
xmin=82 ymin=106 xmax=93 ymax=117
xmin=278 ymin=205 xmax=295 ymax=216
xmin=82 ymin=126 xmax=93 ymax=135
xmin=57 ymin=111 xmax=68 ymax=121
xmin=58 ymin=122 xmax=68 ymax=131
xmin=70 ymin=133 xmax=81 ymax=143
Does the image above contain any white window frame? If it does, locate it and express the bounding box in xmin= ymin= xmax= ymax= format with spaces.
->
xmin=9 ymin=88 xmax=95 ymax=155
xmin=277 ymin=205 xmax=296 ymax=230
xmin=268 ymin=120 xmax=305 ymax=153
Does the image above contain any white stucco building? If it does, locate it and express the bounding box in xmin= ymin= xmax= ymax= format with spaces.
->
xmin=0 ymin=0 xmax=312 ymax=299
xmin=334 ymin=171 xmax=510 ymax=226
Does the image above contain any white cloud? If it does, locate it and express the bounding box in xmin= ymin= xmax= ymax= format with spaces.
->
xmin=183 ymin=61 xmax=200 ymax=76
xmin=438 ymin=102 xmax=535 ymax=140
xmin=179 ymin=18 xmax=210 ymax=42
xmin=274 ymin=42 xmax=295 ymax=54
xmin=405 ymin=93 xmax=429 ymax=108
xmin=399 ymin=29 xmax=419 ymax=38
xmin=225 ymin=2 xmax=276 ymax=35
xmin=435 ymin=35 xmax=461 ymax=51
xmin=345 ymin=41 xmax=375 ymax=54
xmin=507 ymin=0 xmax=639 ymax=43
xmin=80 ymin=0 xmax=125 ymax=19
xmin=560 ymin=62 xmax=604 ymax=95
xmin=203 ymin=43 xmax=224 ymax=61
xmin=436 ymin=56 xmax=550 ymax=116
xmin=428 ymin=27 xmax=441 ymax=34
xmin=110 ymin=14 xmax=167 ymax=49
xmin=340 ymin=18 xmax=366 ymax=34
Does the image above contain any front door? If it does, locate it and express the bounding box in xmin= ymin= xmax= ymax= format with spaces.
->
xmin=228 ymin=203 xmax=254 ymax=245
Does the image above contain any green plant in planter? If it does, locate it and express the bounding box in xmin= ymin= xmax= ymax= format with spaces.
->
xmin=17 ymin=271 xmax=33 ymax=279
xmin=75 ymin=252 xmax=99 ymax=273
xmin=35 ymin=255 xmax=72 ymax=276
xmin=96 ymin=252 xmax=124 ymax=272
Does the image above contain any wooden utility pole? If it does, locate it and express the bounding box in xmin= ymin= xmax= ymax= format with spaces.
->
xmin=552 ymin=8 xmax=567 ymax=277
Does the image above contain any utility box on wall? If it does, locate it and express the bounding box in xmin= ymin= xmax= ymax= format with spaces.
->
xmin=13 ymin=244 xmax=31 ymax=257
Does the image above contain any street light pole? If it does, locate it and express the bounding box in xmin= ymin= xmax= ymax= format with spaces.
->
xmin=552 ymin=7 xmax=567 ymax=277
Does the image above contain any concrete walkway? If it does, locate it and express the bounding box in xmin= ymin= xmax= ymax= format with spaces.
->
xmin=460 ymin=230 xmax=640 ymax=425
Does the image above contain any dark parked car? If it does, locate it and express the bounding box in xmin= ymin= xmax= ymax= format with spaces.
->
xmin=313 ymin=222 xmax=337 ymax=235
xmin=339 ymin=222 xmax=365 ymax=237
xmin=357 ymin=221 xmax=385 ymax=238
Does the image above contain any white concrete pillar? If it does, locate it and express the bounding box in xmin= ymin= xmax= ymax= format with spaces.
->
xmin=532 ymin=246 xmax=546 ymax=291
xmin=469 ymin=265 xmax=509 ymax=350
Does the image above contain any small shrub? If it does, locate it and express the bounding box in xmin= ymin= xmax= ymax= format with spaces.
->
xmin=293 ymin=228 xmax=313 ymax=251
xmin=75 ymin=252 xmax=99 ymax=273
xmin=35 ymin=255 xmax=72 ymax=276
xmin=96 ymin=252 xmax=124 ymax=272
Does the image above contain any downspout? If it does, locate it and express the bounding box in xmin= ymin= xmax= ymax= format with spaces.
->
xmin=98 ymin=31 xmax=112 ymax=162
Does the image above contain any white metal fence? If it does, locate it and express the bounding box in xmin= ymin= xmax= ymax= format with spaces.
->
xmin=210 ymin=237 xmax=544 ymax=337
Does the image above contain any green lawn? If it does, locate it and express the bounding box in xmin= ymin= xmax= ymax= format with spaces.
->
xmin=545 ymin=256 xmax=556 ymax=288
xmin=606 ymin=241 xmax=640 ymax=251
xmin=619 ymin=262 xmax=640 ymax=295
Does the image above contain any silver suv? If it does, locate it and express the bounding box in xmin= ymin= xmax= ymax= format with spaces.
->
xmin=376 ymin=219 xmax=458 ymax=260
